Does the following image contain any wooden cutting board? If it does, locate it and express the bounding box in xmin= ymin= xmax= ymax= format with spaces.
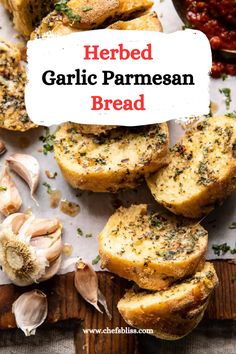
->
xmin=0 ymin=260 xmax=235 ymax=354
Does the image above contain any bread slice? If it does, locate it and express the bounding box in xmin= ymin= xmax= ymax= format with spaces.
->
xmin=31 ymin=0 xmax=153 ymax=38
xmin=147 ymin=116 xmax=236 ymax=218
xmin=118 ymin=262 xmax=218 ymax=340
xmin=0 ymin=38 xmax=36 ymax=131
xmin=0 ymin=0 xmax=55 ymax=37
xmin=99 ymin=204 xmax=208 ymax=290
xmin=108 ymin=11 xmax=162 ymax=31
xmin=54 ymin=123 xmax=169 ymax=192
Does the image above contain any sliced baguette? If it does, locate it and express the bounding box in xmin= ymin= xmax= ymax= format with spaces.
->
xmin=118 ymin=262 xmax=218 ymax=340
xmin=147 ymin=116 xmax=236 ymax=218
xmin=31 ymin=0 xmax=153 ymax=38
xmin=99 ymin=204 xmax=208 ymax=290
xmin=0 ymin=38 xmax=36 ymax=131
xmin=0 ymin=0 xmax=55 ymax=37
xmin=108 ymin=11 xmax=162 ymax=31
xmin=54 ymin=123 xmax=169 ymax=192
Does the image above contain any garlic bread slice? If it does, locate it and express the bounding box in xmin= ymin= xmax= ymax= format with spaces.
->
xmin=31 ymin=0 xmax=153 ymax=39
xmin=108 ymin=11 xmax=162 ymax=31
xmin=54 ymin=123 xmax=169 ymax=192
xmin=147 ymin=116 xmax=236 ymax=218
xmin=0 ymin=0 xmax=55 ymax=37
xmin=99 ymin=204 xmax=208 ymax=290
xmin=118 ymin=262 xmax=218 ymax=340
xmin=0 ymin=38 xmax=36 ymax=131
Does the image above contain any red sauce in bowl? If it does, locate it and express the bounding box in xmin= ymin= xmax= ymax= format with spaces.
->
xmin=184 ymin=0 xmax=236 ymax=77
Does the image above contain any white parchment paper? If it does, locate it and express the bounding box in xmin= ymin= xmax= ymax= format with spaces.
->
xmin=0 ymin=0 xmax=235 ymax=286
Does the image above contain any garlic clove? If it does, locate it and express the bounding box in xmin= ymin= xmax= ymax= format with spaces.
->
xmin=39 ymin=255 xmax=61 ymax=282
xmin=0 ymin=214 xmax=62 ymax=286
xmin=2 ymin=213 xmax=27 ymax=234
xmin=74 ymin=261 xmax=102 ymax=313
xmin=12 ymin=290 xmax=48 ymax=336
xmin=7 ymin=154 xmax=39 ymax=203
xmin=26 ymin=218 xmax=60 ymax=237
xmin=0 ymin=227 xmax=47 ymax=286
xmin=31 ymin=227 xmax=62 ymax=263
xmin=0 ymin=166 xmax=22 ymax=216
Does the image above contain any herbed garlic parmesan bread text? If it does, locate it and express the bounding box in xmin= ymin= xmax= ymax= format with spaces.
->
xmin=0 ymin=38 xmax=36 ymax=131
xmin=147 ymin=116 xmax=236 ymax=218
xmin=118 ymin=262 xmax=218 ymax=340
xmin=54 ymin=123 xmax=169 ymax=192
xmin=99 ymin=204 xmax=208 ymax=290
xmin=31 ymin=0 xmax=153 ymax=39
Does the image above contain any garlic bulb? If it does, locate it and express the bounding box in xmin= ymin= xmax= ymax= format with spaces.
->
xmin=0 ymin=166 xmax=22 ymax=216
xmin=74 ymin=260 xmax=111 ymax=318
xmin=0 ymin=213 xmax=62 ymax=286
xmin=12 ymin=290 xmax=48 ymax=336
xmin=7 ymin=154 xmax=40 ymax=204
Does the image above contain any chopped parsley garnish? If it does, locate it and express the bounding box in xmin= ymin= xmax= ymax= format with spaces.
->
xmin=219 ymin=88 xmax=231 ymax=110
xmin=77 ymin=227 xmax=83 ymax=236
xmin=95 ymin=157 xmax=106 ymax=165
xmin=42 ymin=182 xmax=52 ymax=194
xmin=226 ymin=111 xmax=236 ymax=118
xmin=221 ymin=73 xmax=228 ymax=81
xmin=212 ymin=242 xmax=236 ymax=256
xmin=82 ymin=6 xmax=93 ymax=12
xmin=39 ymin=128 xmax=56 ymax=155
xmin=92 ymin=255 xmax=100 ymax=265
xmin=229 ymin=222 xmax=236 ymax=229
xmin=85 ymin=233 xmax=92 ymax=238
xmin=0 ymin=186 xmax=7 ymax=191
xmin=55 ymin=0 xmax=81 ymax=23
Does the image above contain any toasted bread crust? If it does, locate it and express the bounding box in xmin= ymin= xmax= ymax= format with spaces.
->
xmin=118 ymin=262 xmax=218 ymax=340
xmin=99 ymin=204 xmax=208 ymax=290
xmin=147 ymin=116 xmax=236 ymax=218
xmin=31 ymin=0 xmax=153 ymax=39
xmin=54 ymin=124 xmax=169 ymax=192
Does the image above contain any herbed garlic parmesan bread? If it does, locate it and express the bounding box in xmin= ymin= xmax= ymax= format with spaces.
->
xmin=118 ymin=262 xmax=218 ymax=340
xmin=147 ymin=116 xmax=236 ymax=218
xmin=54 ymin=123 xmax=169 ymax=192
xmin=31 ymin=0 xmax=153 ymax=39
xmin=99 ymin=204 xmax=208 ymax=290
xmin=0 ymin=39 xmax=36 ymax=131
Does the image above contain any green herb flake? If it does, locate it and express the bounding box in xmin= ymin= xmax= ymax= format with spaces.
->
xmin=212 ymin=243 xmax=230 ymax=256
xmin=77 ymin=227 xmax=83 ymax=236
xmin=85 ymin=233 xmax=92 ymax=238
xmin=232 ymin=275 xmax=236 ymax=281
xmin=219 ymin=88 xmax=231 ymax=110
xmin=82 ymin=6 xmax=93 ymax=12
xmin=55 ymin=0 xmax=81 ymax=23
xmin=42 ymin=182 xmax=52 ymax=194
xmin=226 ymin=111 xmax=236 ymax=118
xmin=92 ymin=255 xmax=101 ymax=265
xmin=221 ymin=73 xmax=228 ymax=81
xmin=229 ymin=222 xmax=236 ymax=229
xmin=0 ymin=186 xmax=7 ymax=191
xmin=39 ymin=128 xmax=56 ymax=155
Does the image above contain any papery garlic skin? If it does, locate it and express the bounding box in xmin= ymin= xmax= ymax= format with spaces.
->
xmin=0 ymin=167 xmax=22 ymax=216
xmin=12 ymin=290 xmax=48 ymax=336
xmin=0 ymin=213 xmax=62 ymax=286
xmin=7 ymin=154 xmax=39 ymax=202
